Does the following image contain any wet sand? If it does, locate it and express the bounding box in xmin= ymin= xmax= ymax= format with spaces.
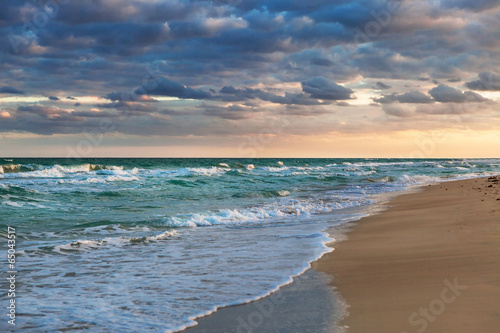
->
xmin=183 ymin=269 xmax=343 ymax=333
xmin=313 ymin=176 xmax=500 ymax=332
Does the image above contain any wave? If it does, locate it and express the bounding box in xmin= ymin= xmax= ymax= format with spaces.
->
xmin=366 ymin=176 xmax=397 ymax=183
xmin=366 ymin=172 xmax=499 ymax=187
xmin=365 ymin=174 xmax=442 ymax=185
xmin=262 ymin=190 xmax=291 ymax=198
xmin=58 ymin=175 xmax=139 ymax=184
xmin=0 ymin=163 xmax=123 ymax=176
xmin=164 ymin=195 xmax=368 ymax=228
xmin=0 ymin=164 xmax=36 ymax=173
xmin=1 ymin=198 xmax=48 ymax=209
xmin=54 ymin=230 xmax=178 ymax=253
xmin=143 ymin=166 xmax=231 ymax=178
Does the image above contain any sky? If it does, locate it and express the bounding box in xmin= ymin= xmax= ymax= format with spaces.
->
xmin=0 ymin=0 xmax=499 ymax=158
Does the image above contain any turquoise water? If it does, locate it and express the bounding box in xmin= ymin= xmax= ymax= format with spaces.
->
xmin=1 ymin=158 xmax=500 ymax=331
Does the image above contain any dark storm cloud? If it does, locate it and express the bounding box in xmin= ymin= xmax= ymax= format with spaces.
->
xmin=48 ymin=96 xmax=59 ymax=101
xmin=0 ymin=86 xmax=25 ymax=94
xmin=465 ymin=72 xmax=500 ymax=91
xmin=310 ymin=58 xmax=334 ymax=67
xmin=301 ymin=77 xmax=354 ymax=100
xmin=134 ymin=77 xmax=211 ymax=99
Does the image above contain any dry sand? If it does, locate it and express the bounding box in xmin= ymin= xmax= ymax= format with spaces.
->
xmin=313 ymin=176 xmax=500 ymax=333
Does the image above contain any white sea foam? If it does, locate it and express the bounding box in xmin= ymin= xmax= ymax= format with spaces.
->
xmin=2 ymin=200 xmax=24 ymax=207
xmin=276 ymin=190 xmax=291 ymax=196
xmin=261 ymin=166 xmax=287 ymax=172
xmin=396 ymin=174 xmax=444 ymax=185
xmin=165 ymin=195 xmax=367 ymax=228
xmin=54 ymin=230 xmax=178 ymax=253
xmin=351 ymin=161 xmax=417 ymax=167
xmin=104 ymin=175 xmax=139 ymax=182
xmin=147 ymin=230 xmax=178 ymax=241
xmin=0 ymin=163 xmax=129 ymax=178
xmin=144 ymin=166 xmax=230 ymax=178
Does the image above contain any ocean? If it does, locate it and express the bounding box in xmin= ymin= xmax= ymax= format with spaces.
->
xmin=1 ymin=158 xmax=500 ymax=332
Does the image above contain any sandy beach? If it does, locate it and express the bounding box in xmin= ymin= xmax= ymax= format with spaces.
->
xmin=314 ymin=176 xmax=500 ymax=332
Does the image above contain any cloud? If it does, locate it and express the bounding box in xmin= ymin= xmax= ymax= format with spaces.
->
xmin=96 ymin=101 xmax=157 ymax=113
xmin=301 ymin=77 xmax=354 ymax=100
xmin=104 ymin=92 xmax=158 ymax=102
xmin=134 ymin=77 xmax=211 ymax=99
xmin=429 ymin=84 xmax=489 ymax=103
xmin=48 ymin=96 xmax=60 ymax=101
xmin=376 ymin=82 xmax=391 ymax=89
xmin=383 ymin=100 xmax=495 ymax=118
xmin=374 ymin=91 xmax=434 ymax=104
xmin=440 ymin=0 xmax=500 ymax=12
xmin=72 ymin=110 xmax=118 ymax=118
xmin=200 ymin=103 xmax=254 ymax=120
xmin=0 ymin=0 xmax=499 ymax=138
xmin=336 ymin=102 xmax=351 ymax=107
xmin=0 ymin=111 xmax=12 ymax=118
xmin=415 ymin=102 xmax=490 ymax=115
xmin=17 ymin=105 xmax=76 ymax=120
xmin=382 ymin=104 xmax=416 ymax=118
xmin=465 ymin=72 xmax=500 ymax=91
xmin=375 ymin=85 xmax=491 ymax=106
xmin=218 ymin=86 xmax=325 ymax=105
xmin=0 ymin=86 xmax=25 ymax=94
xmin=398 ymin=92 xmax=435 ymax=104
xmin=462 ymin=91 xmax=490 ymax=102
xmin=310 ymin=58 xmax=334 ymax=66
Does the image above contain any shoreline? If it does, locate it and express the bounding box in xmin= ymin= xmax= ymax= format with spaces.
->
xmin=313 ymin=176 xmax=500 ymax=332
xmin=181 ymin=175 xmax=500 ymax=332
xmin=178 ymin=186 xmax=415 ymax=332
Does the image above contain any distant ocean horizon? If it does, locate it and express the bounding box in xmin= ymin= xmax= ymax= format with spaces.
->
xmin=2 ymin=158 xmax=500 ymax=332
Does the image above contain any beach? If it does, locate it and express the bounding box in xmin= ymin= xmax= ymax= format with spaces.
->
xmin=314 ymin=176 xmax=500 ymax=332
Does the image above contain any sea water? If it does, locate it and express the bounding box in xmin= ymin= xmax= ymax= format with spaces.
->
xmin=1 ymin=158 xmax=499 ymax=332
